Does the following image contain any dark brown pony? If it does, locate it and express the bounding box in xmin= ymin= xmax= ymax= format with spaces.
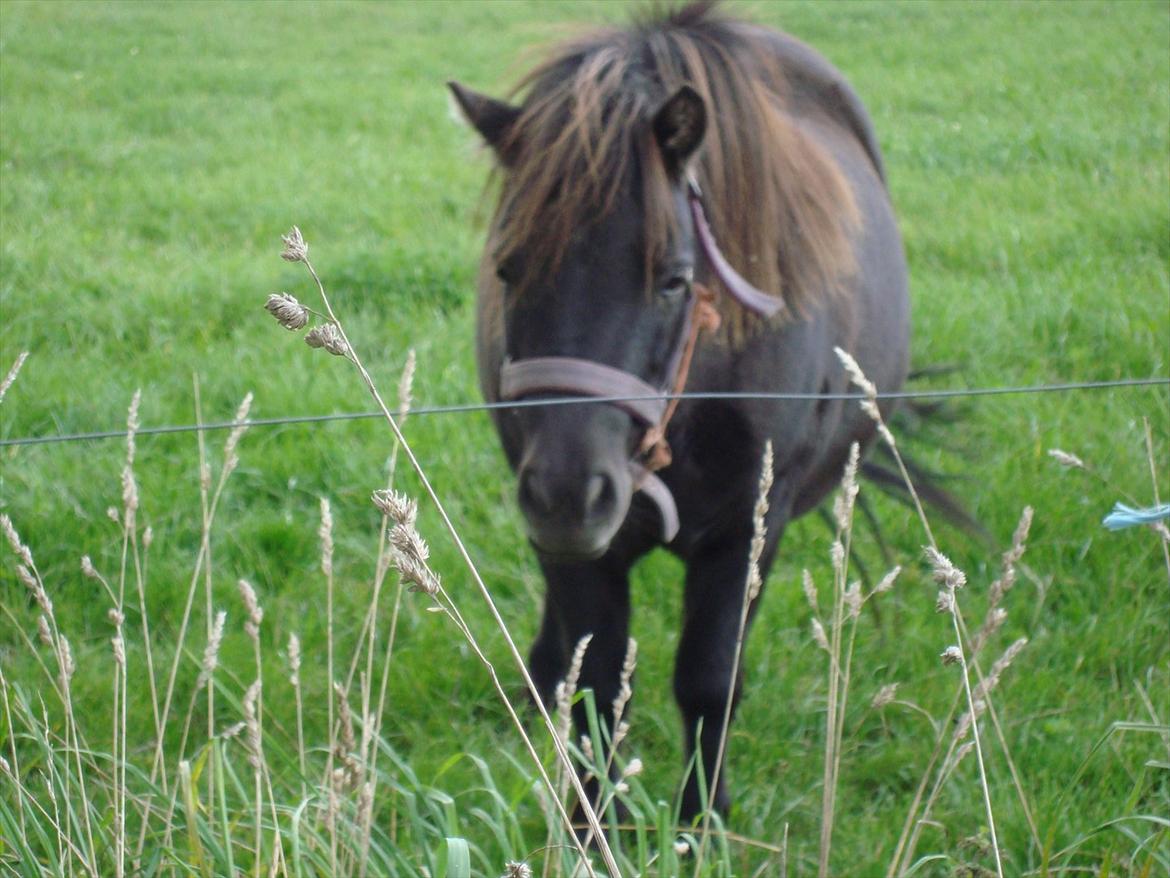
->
xmin=451 ymin=1 xmax=908 ymax=821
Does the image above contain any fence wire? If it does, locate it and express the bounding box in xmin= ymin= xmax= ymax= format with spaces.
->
xmin=0 ymin=376 xmax=1166 ymax=449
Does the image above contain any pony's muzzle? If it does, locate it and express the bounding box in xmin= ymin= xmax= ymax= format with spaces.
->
xmin=517 ymin=460 xmax=632 ymax=558
xmin=519 ymin=468 xmax=617 ymax=522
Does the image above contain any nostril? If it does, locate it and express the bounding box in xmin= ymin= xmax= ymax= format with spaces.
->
xmin=520 ymin=467 xmax=622 ymax=527
xmin=585 ymin=474 xmax=605 ymax=508
xmin=584 ymin=472 xmax=616 ymax=519
xmin=519 ymin=470 xmax=549 ymax=515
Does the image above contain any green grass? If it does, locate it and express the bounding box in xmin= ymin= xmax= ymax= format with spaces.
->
xmin=2 ymin=1 xmax=1168 ymax=875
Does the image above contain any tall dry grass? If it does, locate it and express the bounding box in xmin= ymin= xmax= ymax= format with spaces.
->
xmin=2 ymin=233 xmax=1166 ymax=877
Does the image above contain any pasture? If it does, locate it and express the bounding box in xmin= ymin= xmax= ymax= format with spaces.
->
xmin=1 ymin=1 xmax=1167 ymax=875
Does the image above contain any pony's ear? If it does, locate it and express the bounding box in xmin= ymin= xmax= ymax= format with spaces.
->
xmin=652 ymin=85 xmax=707 ymax=174
xmin=448 ymin=81 xmax=521 ymax=160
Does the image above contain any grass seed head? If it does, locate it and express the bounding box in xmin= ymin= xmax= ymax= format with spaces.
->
xmin=280 ymin=225 xmax=308 ymax=262
xmin=287 ymin=632 xmax=302 ymax=687
xmin=372 ymin=488 xmax=417 ymax=526
xmin=973 ymin=607 xmax=1008 ymax=654
xmin=954 ymin=699 xmax=987 ymax=743
xmin=265 ymin=292 xmax=310 ymax=330
xmin=556 ymin=634 xmax=593 ymax=745
xmin=37 ymin=615 xmax=52 ymax=646
xmin=1048 ymin=448 xmax=1085 ymax=469
xmin=988 ymin=573 xmax=1015 ymax=611
xmin=389 ymin=522 xmax=429 ymax=565
xmin=243 ymin=679 xmax=262 ymax=771
xmin=746 ymin=441 xmax=774 ymax=601
xmin=566 ymin=633 xmax=594 ymax=685
xmin=871 ymin=683 xmax=898 ymax=709
xmin=925 ymin=546 xmax=967 ymax=590
xmin=940 ymin=645 xmax=963 ymax=666
xmin=125 ymin=389 xmax=141 ymax=466
xmin=834 ymin=346 xmax=877 ymax=399
xmin=397 ymin=348 xmax=416 ymax=421
xmin=991 ymin=506 xmax=1033 ymax=608
xmin=222 ymin=392 xmax=253 ymax=476
xmin=872 ymin=564 xmax=901 ymax=596
xmin=802 ymin=569 xmax=819 ymax=613
xmin=121 ymin=465 xmax=138 ymax=520
xmin=612 ymin=636 xmax=638 ymax=721
xmin=221 ymin=722 xmax=246 ymax=741
xmin=747 ymin=559 xmax=764 ymax=602
xmin=612 ymin=719 xmax=631 ymax=751
xmin=237 ymin=579 xmax=263 ymax=641
xmin=812 ymin=617 xmax=830 ymax=652
xmin=974 ymin=637 xmax=1028 ymax=701
xmin=198 ymin=610 xmax=227 ymax=688
xmin=305 ymin=323 xmax=349 ymax=357
xmin=19 ymin=565 xmax=51 ymax=616
xmin=59 ymin=635 xmax=75 ymax=682
xmin=833 ymin=442 xmax=861 ymax=531
xmin=333 ymin=682 xmax=357 ymax=769
xmin=319 ymin=497 xmax=334 ymax=577
xmin=950 ymin=740 xmax=975 ymax=772
xmin=829 ymin=539 xmax=845 ymax=576
xmin=357 ymin=780 xmax=374 ymax=828
xmin=502 ymin=863 xmax=533 ymax=878
xmin=1008 ymin=505 xmax=1034 ymax=555
xmin=112 ymin=635 xmax=125 ymax=668
xmin=1 ymin=514 xmax=33 ymax=568
xmin=579 ymin=735 xmax=594 ymax=767
xmin=845 ymin=581 xmax=862 ymax=620
xmin=394 ymin=551 xmax=440 ymax=597
xmin=0 ymin=351 xmax=29 ymax=406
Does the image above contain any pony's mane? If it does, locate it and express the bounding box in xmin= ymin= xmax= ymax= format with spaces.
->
xmin=492 ymin=0 xmax=859 ymax=332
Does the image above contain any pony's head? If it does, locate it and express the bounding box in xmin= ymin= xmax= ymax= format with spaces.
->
xmin=451 ymin=73 xmax=705 ymax=558
xmin=451 ymin=4 xmax=857 ymax=558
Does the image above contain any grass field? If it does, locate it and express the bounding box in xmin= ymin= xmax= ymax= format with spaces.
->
xmin=1 ymin=1 xmax=1168 ymax=875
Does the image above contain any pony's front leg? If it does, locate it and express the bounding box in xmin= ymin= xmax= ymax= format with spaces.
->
xmin=533 ymin=553 xmax=636 ymax=811
xmin=674 ymin=522 xmax=784 ymax=823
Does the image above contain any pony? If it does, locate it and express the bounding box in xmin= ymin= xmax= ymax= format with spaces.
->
xmin=449 ymin=0 xmax=908 ymax=821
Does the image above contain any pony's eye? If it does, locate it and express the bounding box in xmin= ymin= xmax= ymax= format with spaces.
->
xmin=661 ymin=272 xmax=691 ymax=299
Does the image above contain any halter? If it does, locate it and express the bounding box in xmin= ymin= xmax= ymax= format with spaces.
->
xmin=499 ymin=174 xmax=783 ymax=543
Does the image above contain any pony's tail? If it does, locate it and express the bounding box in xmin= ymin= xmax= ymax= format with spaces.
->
xmin=860 ymin=442 xmax=989 ymax=543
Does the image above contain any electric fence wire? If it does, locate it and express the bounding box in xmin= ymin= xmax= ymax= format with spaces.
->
xmin=0 ymin=376 xmax=1166 ymax=449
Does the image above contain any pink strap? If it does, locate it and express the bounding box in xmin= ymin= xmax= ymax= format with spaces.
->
xmin=633 ymin=468 xmax=679 ymax=542
xmin=687 ymin=179 xmax=784 ymax=318
xmin=500 ymin=357 xmax=667 ymax=425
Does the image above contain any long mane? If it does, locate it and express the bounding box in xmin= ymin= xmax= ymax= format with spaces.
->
xmin=490 ymin=1 xmax=860 ymax=332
